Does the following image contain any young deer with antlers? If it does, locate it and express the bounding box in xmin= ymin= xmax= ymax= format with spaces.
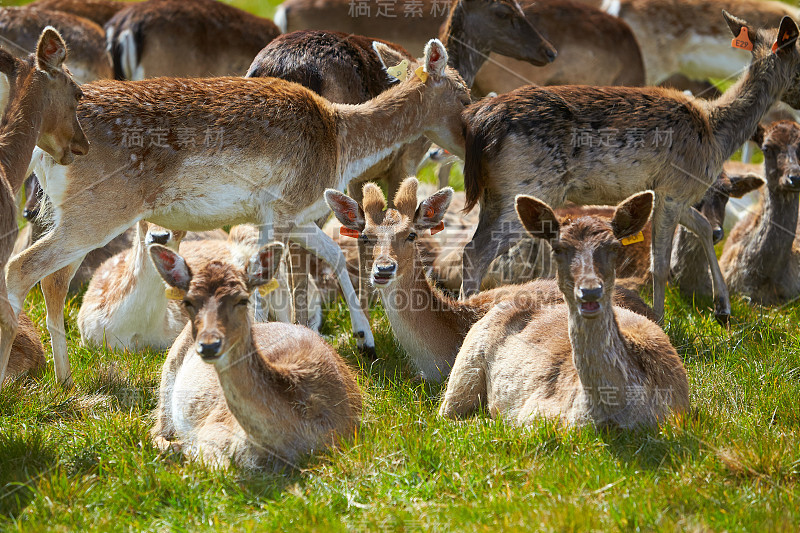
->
xmin=460 ymin=12 xmax=800 ymax=326
xmin=326 ymin=178 xmax=654 ymax=382
xmin=440 ymin=192 xmax=689 ymax=428
xmin=0 ymin=39 xmax=468 ymax=388
xmin=0 ymin=28 xmax=88 ymax=386
xmin=149 ymin=242 xmax=361 ymax=470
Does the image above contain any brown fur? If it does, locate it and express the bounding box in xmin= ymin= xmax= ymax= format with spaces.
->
xmin=0 ymin=6 xmax=113 ymax=83
xmin=26 ymin=0 xmax=127 ymax=27
xmin=440 ymin=192 xmax=689 ymax=428
xmin=460 ymin=13 xmax=800 ymax=325
xmin=106 ymin=0 xmax=280 ymax=80
xmin=150 ymin=243 xmax=361 ymax=470
xmin=3 ymin=312 xmax=45 ymax=384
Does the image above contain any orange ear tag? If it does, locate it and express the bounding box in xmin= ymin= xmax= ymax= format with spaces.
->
xmin=415 ymin=65 xmax=428 ymax=83
xmin=731 ymin=27 xmax=753 ymax=51
xmin=620 ymin=231 xmax=644 ymax=246
xmin=430 ymin=221 xmax=445 ymax=235
xmin=165 ymin=286 xmax=186 ymax=300
xmin=258 ymin=278 xmax=280 ymax=297
xmin=340 ymin=227 xmax=360 ymax=238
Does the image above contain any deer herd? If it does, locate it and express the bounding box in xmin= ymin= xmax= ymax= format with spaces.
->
xmin=0 ymin=0 xmax=798 ymax=469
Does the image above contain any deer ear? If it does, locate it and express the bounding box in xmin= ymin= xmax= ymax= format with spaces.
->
xmin=723 ymin=11 xmax=750 ymax=40
xmin=414 ymin=187 xmax=453 ymax=229
xmin=149 ymin=244 xmax=192 ymax=291
xmin=0 ymin=48 xmax=16 ymax=75
xmin=247 ymin=242 xmax=284 ymax=288
xmin=775 ymin=16 xmax=799 ymax=55
xmin=373 ymin=41 xmax=409 ymax=71
xmin=325 ymin=189 xmax=366 ymax=231
xmin=727 ymin=174 xmax=765 ymax=198
xmin=395 ymin=177 xmax=419 ymax=218
xmin=36 ymin=27 xmax=68 ymax=75
xmin=516 ymin=195 xmax=559 ymax=240
xmin=612 ymin=191 xmax=653 ymax=240
xmin=423 ymin=39 xmax=448 ymax=79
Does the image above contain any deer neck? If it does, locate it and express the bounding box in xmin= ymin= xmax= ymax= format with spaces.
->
xmin=746 ymin=187 xmax=799 ymax=280
xmin=334 ymin=80 xmax=427 ymax=185
xmin=119 ymin=233 xmax=174 ymax=318
xmin=567 ymin=298 xmax=634 ymax=416
xmin=0 ymin=73 xmax=43 ymax=193
xmin=440 ymin=5 xmax=485 ymax=87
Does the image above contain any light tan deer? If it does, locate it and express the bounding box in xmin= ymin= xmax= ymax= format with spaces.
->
xmin=149 ymin=241 xmax=361 ymax=470
xmin=1 ymin=38 xmax=468 ymax=387
xmin=106 ymin=0 xmax=280 ymax=80
xmin=440 ymin=192 xmax=690 ymax=428
xmin=2 ymin=314 xmax=45 ymax=385
xmin=460 ymin=13 xmax=800 ymax=326
xmin=325 ymin=177 xmax=655 ymax=382
xmin=0 ymin=28 xmax=88 ymax=386
xmin=0 ymin=6 xmax=113 ymax=83
xmin=25 ymin=0 xmax=127 ymax=28
xmin=720 ymin=120 xmax=800 ymax=305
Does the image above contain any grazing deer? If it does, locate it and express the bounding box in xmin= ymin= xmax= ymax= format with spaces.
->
xmin=719 ymin=121 xmax=800 ymax=305
xmin=472 ymin=0 xmax=645 ymax=95
xmin=440 ymin=192 xmax=690 ymax=428
xmin=149 ymin=242 xmax=361 ymax=470
xmin=0 ymin=6 xmax=113 ymax=83
xmin=0 ymin=28 xmax=88 ymax=386
xmin=460 ymin=13 xmax=800 ymax=326
xmin=105 ymin=0 xmax=280 ymax=80
xmin=325 ymin=178 xmax=655 ymax=382
xmin=2 ymin=39 xmax=467 ymax=387
xmin=25 ymin=0 xmax=126 ymax=28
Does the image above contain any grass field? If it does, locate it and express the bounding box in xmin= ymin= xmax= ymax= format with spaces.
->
xmin=1 ymin=0 xmax=800 ymax=530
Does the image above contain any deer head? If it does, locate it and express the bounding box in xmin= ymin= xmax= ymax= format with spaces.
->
xmin=326 ymin=178 xmax=452 ymax=288
xmin=149 ymin=242 xmax=284 ymax=362
xmin=144 ymin=222 xmax=186 ymax=250
xmin=696 ymin=171 xmax=764 ymax=243
xmin=516 ymin=192 xmax=653 ymax=319
xmin=373 ymin=39 xmax=470 ymax=157
xmin=753 ymin=121 xmax=800 ymax=195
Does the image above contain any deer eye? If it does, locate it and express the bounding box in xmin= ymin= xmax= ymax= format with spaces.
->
xmin=183 ymin=299 xmax=195 ymax=310
xmin=407 ymin=232 xmax=417 ymax=242
xmin=236 ymin=298 xmax=249 ymax=307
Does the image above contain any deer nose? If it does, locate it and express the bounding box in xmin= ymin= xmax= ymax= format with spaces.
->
xmin=147 ymin=231 xmax=171 ymax=245
xmin=577 ymin=285 xmax=603 ymax=302
xmin=197 ymin=339 xmax=222 ymax=359
xmin=544 ymin=46 xmax=558 ymax=62
xmin=712 ymin=227 xmax=724 ymax=244
xmin=788 ymin=175 xmax=800 ymax=189
xmin=22 ymin=206 xmax=38 ymax=221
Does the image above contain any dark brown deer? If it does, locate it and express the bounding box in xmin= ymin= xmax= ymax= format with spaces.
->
xmin=106 ymin=0 xmax=281 ymax=80
xmin=440 ymin=192 xmax=690 ymax=428
xmin=459 ymin=13 xmax=800 ymax=326
xmin=25 ymin=0 xmax=126 ymax=27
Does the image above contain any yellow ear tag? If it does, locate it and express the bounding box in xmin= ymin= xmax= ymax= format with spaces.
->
xmin=165 ymin=286 xmax=186 ymax=300
xmin=258 ymin=278 xmax=280 ymax=297
xmin=620 ymin=231 xmax=644 ymax=246
xmin=386 ymin=59 xmax=409 ymax=82
xmin=415 ymin=65 xmax=428 ymax=83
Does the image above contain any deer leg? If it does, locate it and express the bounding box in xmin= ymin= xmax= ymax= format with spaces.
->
xmin=437 ymin=161 xmax=453 ymax=189
xmin=41 ymin=259 xmax=83 ymax=386
xmin=649 ymin=196 xmax=683 ymax=323
xmin=460 ymin=209 xmax=519 ymax=298
xmin=346 ymin=177 xmax=372 ymax=315
xmin=679 ymin=207 xmax=731 ymax=326
xmin=288 ymin=222 xmax=375 ymax=355
xmin=438 ymin=344 xmax=487 ymax=419
xmin=288 ymin=243 xmax=309 ymax=327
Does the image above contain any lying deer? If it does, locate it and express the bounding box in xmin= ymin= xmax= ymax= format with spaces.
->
xmin=440 ymin=192 xmax=690 ymax=428
xmin=106 ymin=0 xmax=281 ymax=80
xmin=720 ymin=120 xmax=800 ymax=305
xmin=149 ymin=242 xmax=361 ymax=470
xmin=0 ymin=6 xmax=113 ymax=83
xmin=460 ymin=12 xmax=800 ymax=326
xmin=2 ymin=314 xmax=45 ymax=385
xmin=25 ymin=0 xmax=126 ymax=28
xmin=0 ymin=28 xmax=88 ymax=386
xmin=325 ymin=178 xmax=654 ymax=382
xmin=3 ymin=39 xmax=468 ymax=387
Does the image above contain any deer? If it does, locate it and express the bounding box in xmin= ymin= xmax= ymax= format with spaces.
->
xmin=105 ymin=0 xmax=281 ymax=80
xmin=0 ymin=38 xmax=468 ymax=388
xmin=439 ymin=191 xmax=690 ymax=428
xmin=0 ymin=6 xmax=113 ymax=83
xmin=459 ymin=12 xmax=800 ymax=327
xmin=719 ymin=120 xmax=800 ymax=305
xmin=25 ymin=0 xmax=127 ymax=28
xmin=325 ymin=177 xmax=655 ymax=382
xmin=471 ymin=0 xmax=645 ymax=96
xmin=148 ymin=241 xmax=362 ymax=470
xmin=0 ymin=28 xmax=88 ymax=387
xmin=2 ymin=313 xmax=45 ymax=385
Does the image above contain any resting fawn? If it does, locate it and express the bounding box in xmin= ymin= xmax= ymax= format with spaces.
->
xmin=440 ymin=192 xmax=689 ymax=428
xmin=149 ymin=242 xmax=361 ymax=470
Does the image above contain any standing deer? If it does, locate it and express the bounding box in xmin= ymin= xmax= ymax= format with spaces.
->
xmin=459 ymin=13 xmax=800 ymax=325
xmin=719 ymin=121 xmax=800 ymax=305
xmin=439 ymin=192 xmax=690 ymax=428
xmin=105 ymin=0 xmax=281 ymax=80
xmin=149 ymin=242 xmax=361 ymax=470
xmin=0 ymin=28 xmax=88 ymax=386
xmin=0 ymin=39 xmax=468 ymax=388
xmin=25 ymin=0 xmax=126 ymax=28
xmin=325 ymin=178 xmax=654 ymax=382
